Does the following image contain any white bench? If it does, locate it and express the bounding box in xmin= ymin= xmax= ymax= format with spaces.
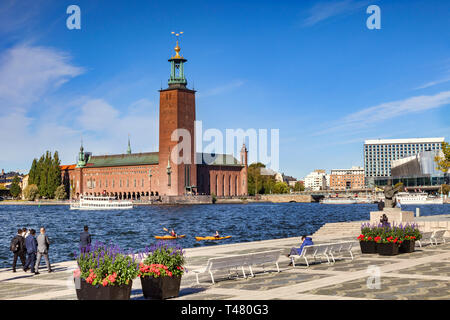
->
xmin=327 ymin=241 xmax=354 ymax=263
xmin=290 ymin=241 xmax=354 ymax=267
xmin=431 ymin=229 xmax=447 ymax=245
xmin=246 ymin=250 xmax=281 ymax=277
xmin=192 ymin=250 xmax=281 ymax=284
xmin=417 ymin=231 xmax=434 ymax=247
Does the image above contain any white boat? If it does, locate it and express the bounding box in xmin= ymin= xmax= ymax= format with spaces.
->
xmin=320 ymin=198 xmax=358 ymax=204
xmin=70 ymin=196 xmax=133 ymax=210
xmin=396 ymin=192 xmax=444 ymax=205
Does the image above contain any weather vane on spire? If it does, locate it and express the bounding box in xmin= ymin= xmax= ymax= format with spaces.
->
xmin=170 ymin=31 xmax=184 ymax=59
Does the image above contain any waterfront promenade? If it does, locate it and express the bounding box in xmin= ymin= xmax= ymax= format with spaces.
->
xmin=1 ymin=221 xmax=449 ymax=300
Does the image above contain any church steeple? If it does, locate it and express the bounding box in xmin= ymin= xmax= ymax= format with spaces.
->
xmin=168 ymin=32 xmax=187 ymax=88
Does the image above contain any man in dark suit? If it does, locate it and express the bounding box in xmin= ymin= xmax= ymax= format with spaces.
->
xmin=80 ymin=225 xmax=92 ymax=253
xmin=10 ymin=229 xmax=26 ymax=272
xmin=23 ymin=229 xmax=38 ymax=274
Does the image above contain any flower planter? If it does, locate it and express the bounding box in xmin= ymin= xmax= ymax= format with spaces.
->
xmin=377 ymin=243 xmax=400 ymax=256
xmin=359 ymin=241 xmax=377 ymax=254
xmin=75 ymin=278 xmax=133 ymax=300
xmin=140 ymin=275 xmax=182 ymax=300
xmin=399 ymin=240 xmax=415 ymax=253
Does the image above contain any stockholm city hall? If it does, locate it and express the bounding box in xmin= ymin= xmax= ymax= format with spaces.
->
xmin=61 ymin=38 xmax=248 ymax=200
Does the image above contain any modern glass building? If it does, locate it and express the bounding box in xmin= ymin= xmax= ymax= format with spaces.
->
xmin=364 ymin=137 xmax=445 ymax=179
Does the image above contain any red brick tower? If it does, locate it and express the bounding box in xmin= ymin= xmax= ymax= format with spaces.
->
xmin=158 ymin=38 xmax=197 ymax=196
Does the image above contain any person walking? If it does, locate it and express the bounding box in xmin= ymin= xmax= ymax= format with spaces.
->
xmin=80 ymin=225 xmax=92 ymax=253
xmin=23 ymin=229 xmax=38 ymax=274
xmin=10 ymin=229 xmax=26 ymax=272
xmin=35 ymin=227 xmax=52 ymax=274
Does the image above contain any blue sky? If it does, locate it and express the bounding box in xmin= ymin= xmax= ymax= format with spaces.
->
xmin=0 ymin=0 xmax=449 ymax=179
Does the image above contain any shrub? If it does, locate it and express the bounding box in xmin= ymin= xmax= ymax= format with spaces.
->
xmin=138 ymin=241 xmax=185 ymax=278
xmin=74 ymin=241 xmax=139 ymax=286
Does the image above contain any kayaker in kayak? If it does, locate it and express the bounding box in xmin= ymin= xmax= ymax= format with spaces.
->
xmin=214 ymin=231 xmax=220 ymax=238
xmin=169 ymin=229 xmax=177 ymax=237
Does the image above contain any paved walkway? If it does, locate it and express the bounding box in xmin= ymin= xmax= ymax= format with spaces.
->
xmin=1 ymin=236 xmax=449 ymax=300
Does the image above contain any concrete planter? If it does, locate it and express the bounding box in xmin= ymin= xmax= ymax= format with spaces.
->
xmin=75 ymin=278 xmax=132 ymax=300
xmin=140 ymin=275 xmax=181 ymax=300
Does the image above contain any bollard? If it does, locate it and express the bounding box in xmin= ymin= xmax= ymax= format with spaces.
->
xmin=416 ymin=208 xmax=420 ymax=217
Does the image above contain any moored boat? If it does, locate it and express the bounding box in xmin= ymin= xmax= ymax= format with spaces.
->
xmin=70 ymin=196 xmax=133 ymax=210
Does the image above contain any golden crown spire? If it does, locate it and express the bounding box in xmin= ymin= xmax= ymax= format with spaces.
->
xmin=171 ymin=31 xmax=184 ymax=59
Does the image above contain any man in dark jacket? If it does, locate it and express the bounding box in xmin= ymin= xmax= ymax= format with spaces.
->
xmin=80 ymin=225 xmax=92 ymax=253
xmin=23 ymin=229 xmax=38 ymax=274
xmin=377 ymin=199 xmax=385 ymax=211
xmin=10 ymin=229 xmax=26 ymax=272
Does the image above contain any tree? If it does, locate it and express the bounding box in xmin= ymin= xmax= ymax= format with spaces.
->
xmin=10 ymin=175 xmax=22 ymax=199
xmin=48 ymin=151 xmax=62 ymax=198
xmin=23 ymin=184 xmax=39 ymax=201
xmin=28 ymin=150 xmax=62 ymax=199
xmin=29 ymin=158 xmax=38 ymax=185
xmin=273 ymin=181 xmax=290 ymax=194
xmin=54 ymin=184 xmax=67 ymax=200
xmin=247 ymin=163 xmax=277 ymax=195
xmin=293 ymin=181 xmax=305 ymax=192
xmin=435 ymin=142 xmax=450 ymax=174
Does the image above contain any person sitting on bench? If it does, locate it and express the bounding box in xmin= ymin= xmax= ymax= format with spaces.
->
xmin=287 ymin=235 xmax=314 ymax=258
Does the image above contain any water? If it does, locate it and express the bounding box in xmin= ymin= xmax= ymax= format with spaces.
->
xmin=0 ymin=203 xmax=446 ymax=268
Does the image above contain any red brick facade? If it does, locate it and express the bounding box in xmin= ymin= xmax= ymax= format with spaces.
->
xmin=61 ymin=51 xmax=248 ymax=199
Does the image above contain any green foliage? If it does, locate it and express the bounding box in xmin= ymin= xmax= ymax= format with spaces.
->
xmin=28 ymin=151 xmax=61 ymax=199
xmin=293 ymin=181 xmax=305 ymax=192
xmin=75 ymin=242 xmax=139 ymax=286
xmin=247 ymin=162 xmax=278 ymax=195
xmin=139 ymin=242 xmax=185 ymax=278
xmin=359 ymin=223 xmax=422 ymax=243
xmin=440 ymin=184 xmax=450 ymax=196
xmin=9 ymin=175 xmax=21 ymax=198
xmin=54 ymin=184 xmax=67 ymax=200
xmin=273 ymin=181 xmax=290 ymax=194
xmin=23 ymin=184 xmax=39 ymax=201
xmin=211 ymin=193 xmax=217 ymax=204
xmin=434 ymin=142 xmax=450 ymax=173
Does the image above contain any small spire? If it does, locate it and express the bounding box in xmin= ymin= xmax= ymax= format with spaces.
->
xmin=127 ymin=134 xmax=132 ymax=154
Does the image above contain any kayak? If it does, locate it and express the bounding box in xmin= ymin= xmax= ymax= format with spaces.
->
xmin=154 ymin=235 xmax=186 ymax=240
xmin=195 ymin=236 xmax=232 ymax=241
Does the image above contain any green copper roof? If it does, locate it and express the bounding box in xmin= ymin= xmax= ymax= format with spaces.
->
xmin=196 ymin=153 xmax=243 ymax=167
xmin=86 ymin=152 xmax=159 ymax=168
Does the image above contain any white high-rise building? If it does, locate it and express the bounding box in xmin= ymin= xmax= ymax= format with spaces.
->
xmin=304 ymin=170 xmax=327 ymax=191
xmin=364 ymin=137 xmax=445 ymax=178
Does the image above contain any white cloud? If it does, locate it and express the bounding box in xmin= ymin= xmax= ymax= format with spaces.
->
xmin=314 ymin=90 xmax=450 ymax=135
xmin=0 ymin=44 xmax=84 ymax=111
xmin=197 ymin=80 xmax=244 ymax=98
xmin=415 ymin=76 xmax=450 ymax=90
xmin=302 ymin=0 xmax=372 ymax=27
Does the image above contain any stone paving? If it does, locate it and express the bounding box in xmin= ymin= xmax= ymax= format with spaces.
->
xmin=0 ymin=235 xmax=449 ymax=300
